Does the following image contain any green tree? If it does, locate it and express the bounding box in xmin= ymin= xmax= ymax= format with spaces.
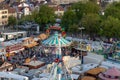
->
xmin=8 ymin=16 xmax=17 ymax=28
xmin=72 ymin=2 xmax=85 ymax=21
xmin=71 ymin=1 xmax=100 ymax=23
xmin=68 ymin=24 xmax=79 ymax=33
xmin=89 ymin=0 xmax=97 ymax=3
xmin=81 ymin=13 xmax=101 ymax=36
xmin=84 ymin=1 xmax=100 ymax=14
xmin=61 ymin=10 xmax=77 ymax=31
xmin=31 ymin=9 xmax=39 ymax=22
xmin=105 ymin=2 xmax=120 ymax=19
xmin=100 ymin=16 xmax=120 ymax=38
xmin=36 ymin=5 xmax=55 ymax=30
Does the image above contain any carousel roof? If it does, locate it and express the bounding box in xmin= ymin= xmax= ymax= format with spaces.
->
xmin=99 ymin=67 xmax=120 ymax=80
xmin=42 ymin=32 xmax=71 ymax=47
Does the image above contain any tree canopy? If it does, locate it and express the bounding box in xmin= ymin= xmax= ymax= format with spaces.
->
xmin=105 ymin=2 xmax=120 ymax=19
xmin=61 ymin=10 xmax=77 ymax=31
xmin=8 ymin=16 xmax=17 ymax=26
xmin=36 ymin=5 xmax=55 ymax=25
xmin=68 ymin=24 xmax=79 ymax=33
xmin=100 ymin=16 xmax=120 ymax=38
xmin=81 ymin=13 xmax=101 ymax=36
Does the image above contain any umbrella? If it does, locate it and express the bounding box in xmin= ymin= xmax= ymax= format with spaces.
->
xmin=99 ymin=67 xmax=120 ymax=80
xmin=42 ymin=32 xmax=71 ymax=47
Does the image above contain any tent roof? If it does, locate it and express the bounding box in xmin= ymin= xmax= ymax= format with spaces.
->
xmin=42 ymin=33 xmax=71 ymax=47
xmin=104 ymin=67 xmax=120 ymax=76
xmin=99 ymin=67 xmax=120 ymax=80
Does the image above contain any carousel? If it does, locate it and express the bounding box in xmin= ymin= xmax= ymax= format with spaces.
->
xmin=42 ymin=32 xmax=72 ymax=80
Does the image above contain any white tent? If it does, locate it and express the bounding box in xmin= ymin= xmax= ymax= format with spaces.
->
xmin=0 ymin=72 xmax=28 ymax=80
xmin=83 ymin=52 xmax=104 ymax=64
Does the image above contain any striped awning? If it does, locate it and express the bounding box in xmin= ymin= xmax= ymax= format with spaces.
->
xmin=42 ymin=33 xmax=71 ymax=47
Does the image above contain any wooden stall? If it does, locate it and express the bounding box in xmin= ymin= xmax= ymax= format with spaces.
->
xmin=72 ymin=47 xmax=88 ymax=56
xmin=0 ymin=61 xmax=14 ymax=71
xmin=23 ymin=37 xmax=38 ymax=48
xmin=0 ymin=41 xmax=24 ymax=57
xmin=80 ymin=76 xmax=96 ymax=80
xmin=0 ymin=46 xmax=6 ymax=61
xmin=24 ymin=60 xmax=45 ymax=69
xmin=6 ymin=43 xmax=24 ymax=54
xmin=85 ymin=67 xmax=106 ymax=77
xmin=37 ymin=33 xmax=48 ymax=40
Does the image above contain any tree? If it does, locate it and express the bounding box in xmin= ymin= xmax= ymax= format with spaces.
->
xmin=36 ymin=5 xmax=55 ymax=29
xmin=72 ymin=2 xmax=86 ymax=21
xmin=71 ymin=1 xmax=100 ymax=23
xmin=68 ymin=24 xmax=79 ymax=33
xmin=100 ymin=16 xmax=120 ymax=38
xmin=105 ymin=2 xmax=120 ymax=20
xmin=8 ymin=16 xmax=17 ymax=28
xmin=31 ymin=9 xmax=39 ymax=22
xmin=61 ymin=10 xmax=77 ymax=31
xmin=84 ymin=1 xmax=100 ymax=14
xmin=81 ymin=13 xmax=101 ymax=36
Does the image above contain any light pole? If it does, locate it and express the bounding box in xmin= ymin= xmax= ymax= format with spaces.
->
xmin=78 ymin=27 xmax=85 ymax=39
xmin=78 ymin=27 xmax=85 ymax=64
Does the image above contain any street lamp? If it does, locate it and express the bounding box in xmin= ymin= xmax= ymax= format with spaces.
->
xmin=78 ymin=27 xmax=85 ymax=64
xmin=78 ymin=27 xmax=85 ymax=39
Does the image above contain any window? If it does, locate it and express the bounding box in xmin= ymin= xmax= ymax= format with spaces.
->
xmin=2 ymin=11 xmax=4 ymax=14
xmin=2 ymin=11 xmax=7 ymax=14
xmin=2 ymin=15 xmax=7 ymax=19
xmin=4 ymin=11 xmax=7 ymax=13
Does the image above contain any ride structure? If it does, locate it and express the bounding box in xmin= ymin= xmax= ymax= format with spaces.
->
xmin=42 ymin=32 xmax=72 ymax=80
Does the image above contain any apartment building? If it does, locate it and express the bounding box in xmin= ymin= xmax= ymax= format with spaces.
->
xmin=0 ymin=0 xmax=4 ymax=3
xmin=101 ymin=0 xmax=120 ymax=3
xmin=8 ymin=8 xmax=17 ymax=18
xmin=0 ymin=4 xmax=17 ymax=26
xmin=51 ymin=0 xmax=88 ymax=4
xmin=0 ymin=8 xmax=8 ymax=26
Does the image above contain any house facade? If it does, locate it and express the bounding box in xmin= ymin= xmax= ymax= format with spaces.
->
xmin=54 ymin=6 xmax=64 ymax=16
xmin=51 ymin=0 xmax=87 ymax=4
xmin=17 ymin=2 xmax=31 ymax=18
xmin=101 ymin=0 xmax=120 ymax=3
xmin=0 ymin=9 xmax=8 ymax=26
xmin=0 ymin=0 xmax=4 ymax=3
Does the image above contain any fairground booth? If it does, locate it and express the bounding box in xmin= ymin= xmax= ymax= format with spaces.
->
xmin=22 ymin=37 xmax=38 ymax=48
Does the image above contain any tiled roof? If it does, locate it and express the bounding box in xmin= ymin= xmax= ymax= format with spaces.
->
xmin=8 ymin=8 xmax=16 ymax=13
xmin=17 ymin=6 xmax=31 ymax=12
xmin=53 ymin=5 xmax=64 ymax=11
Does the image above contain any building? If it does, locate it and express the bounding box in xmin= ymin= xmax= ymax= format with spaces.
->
xmin=101 ymin=0 xmax=120 ymax=3
xmin=17 ymin=2 xmax=31 ymax=18
xmin=51 ymin=0 xmax=88 ymax=4
xmin=0 ymin=0 xmax=4 ymax=3
xmin=8 ymin=7 xmax=17 ymax=18
xmin=0 ymin=4 xmax=17 ymax=26
xmin=54 ymin=5 xmax=64 ymax=16
xmin=0 ymin=8 xmax=8 ymax=26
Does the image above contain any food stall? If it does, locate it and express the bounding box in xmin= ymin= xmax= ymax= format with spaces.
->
xmin=85 ymin=67 xmax=106 ymax=77
xmin=6 ymin=43 xmax=24 ymax=54
xmin=0 ymin=45 xmax=6 ymax=61
xmin=22 ymin=37 xmax=38 ymax=48
xmin=37 ymin=33 xmax=48 ymax=40
xmin=0 ymin=40 xmax=24 ymax=58
xmin=0 ymin=61 xmax=13 ymax=71
xmin=24 ymin=60 xmax=45 ymax=69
